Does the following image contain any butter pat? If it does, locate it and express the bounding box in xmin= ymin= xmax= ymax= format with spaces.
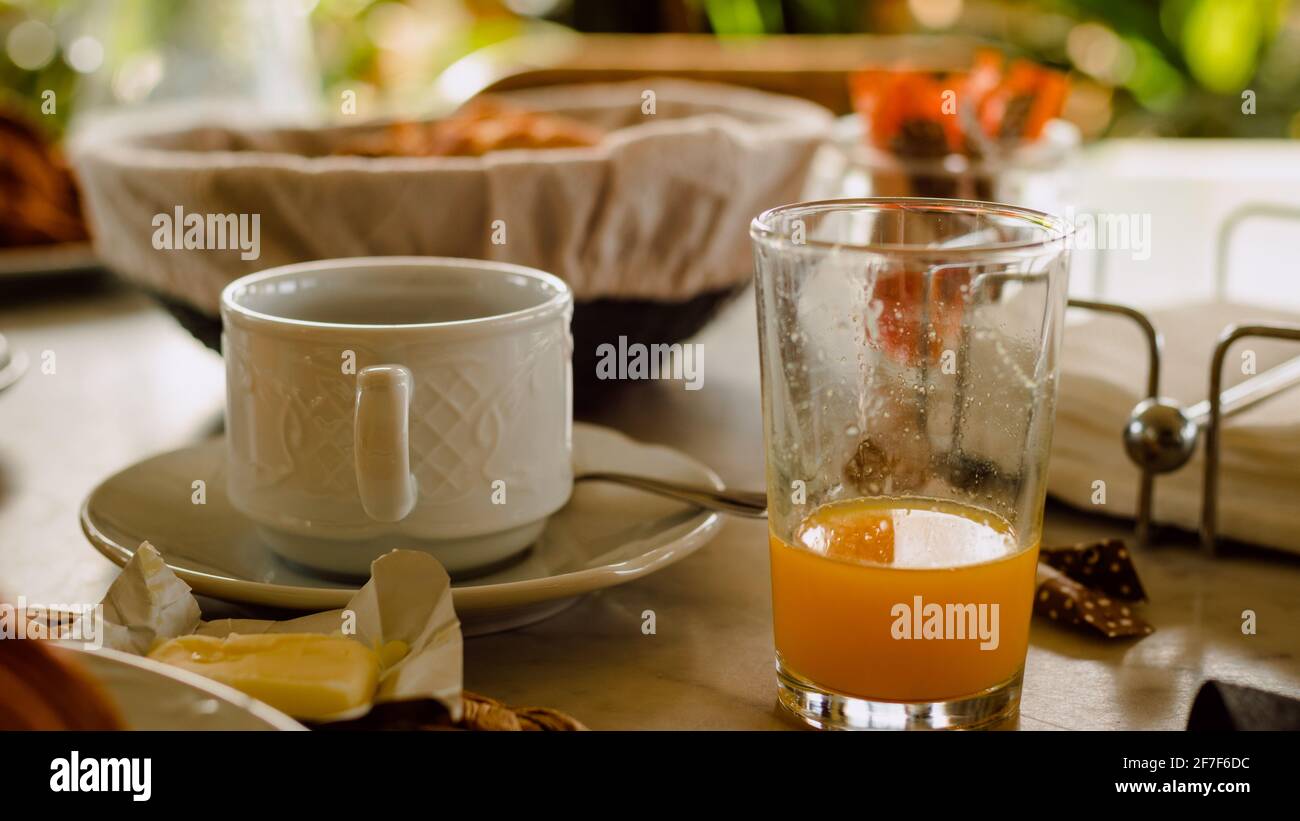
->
xmin=148 ymin=633 xmax=379 ymax=720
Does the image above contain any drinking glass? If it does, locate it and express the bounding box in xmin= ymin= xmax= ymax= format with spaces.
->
xmin=751 ymin=198 xmax=1072 ymax=730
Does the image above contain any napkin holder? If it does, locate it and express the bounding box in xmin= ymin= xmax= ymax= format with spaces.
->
xmin=1067 ymin=202 xmax=1300 ymax=551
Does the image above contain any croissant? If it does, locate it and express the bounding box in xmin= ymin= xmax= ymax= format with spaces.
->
xmin=0 ymin=607 xmax=123 ymax=730
xmin=0 ymin=109 xmax=90 ymax=248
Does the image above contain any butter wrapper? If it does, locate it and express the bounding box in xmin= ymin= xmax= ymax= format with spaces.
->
xmin=90 ymin=543 xmax=203 ymax=655
xmin=85 ymin=543 xmax=463 ymax=723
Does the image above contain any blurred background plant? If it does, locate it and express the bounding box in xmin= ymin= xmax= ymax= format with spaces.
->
xmin=2 ymin=0 xmax=1296 ymax=139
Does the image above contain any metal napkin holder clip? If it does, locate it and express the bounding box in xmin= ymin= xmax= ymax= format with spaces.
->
xmin=1070 ymin=202 xmax=1300 ymax=552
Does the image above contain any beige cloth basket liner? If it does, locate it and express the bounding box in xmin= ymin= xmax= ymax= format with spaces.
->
xmin=74 ymin=79 xmax=832 ymax=310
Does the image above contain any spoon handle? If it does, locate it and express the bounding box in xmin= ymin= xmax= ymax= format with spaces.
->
xmin=574 ymin=472 xmax=768 ymax=518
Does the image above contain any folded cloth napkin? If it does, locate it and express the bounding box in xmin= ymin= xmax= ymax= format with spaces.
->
xmin=1034 ymin=539 xmax=1154 ymax=638
xmin=1187 ymin=680 xmax=1300 ymax=730
xmin=1049 ymin=299 xmax=1300 ymax=552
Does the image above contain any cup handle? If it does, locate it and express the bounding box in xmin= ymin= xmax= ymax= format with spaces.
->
xmin=354 ymin=364 xmax=418 ymax=522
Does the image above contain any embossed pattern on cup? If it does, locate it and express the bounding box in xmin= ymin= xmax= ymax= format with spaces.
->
xmin=221 ymin=257 xmax=573 ymax=576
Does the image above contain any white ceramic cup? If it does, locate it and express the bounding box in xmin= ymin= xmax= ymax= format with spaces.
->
xmin=220 ymin=257 xmax=573 ymax=577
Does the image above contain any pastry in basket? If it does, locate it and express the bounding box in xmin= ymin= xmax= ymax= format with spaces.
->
xmin=332 ymin=98 xmax=605 ymax=158
xmin=0 ymin=107 xmax=90 ymax=248
xmin=0 ymin=609 xmax=123 ymax=730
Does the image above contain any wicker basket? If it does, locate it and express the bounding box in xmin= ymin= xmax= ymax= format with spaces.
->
xmin=74 ymin=79 xmax=830 ymax=405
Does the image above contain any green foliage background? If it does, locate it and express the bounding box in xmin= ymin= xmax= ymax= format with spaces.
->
xmin=2 ymin=0 xmax=1294 ymax=138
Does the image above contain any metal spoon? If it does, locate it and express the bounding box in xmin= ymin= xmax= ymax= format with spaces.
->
xmin=574 ymin=472 xmax=768 ymax=518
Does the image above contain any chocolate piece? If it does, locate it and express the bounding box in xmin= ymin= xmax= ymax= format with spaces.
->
xmin=1034 ymin=562 xmax=1154 ymax=639
xmin=1040 ymin=538 xmax=1148 ymax=602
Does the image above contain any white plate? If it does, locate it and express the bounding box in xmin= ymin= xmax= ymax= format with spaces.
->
xmin=51 ymin=644 xmax=305 ymax=731
xmin=0 ymin=241 xmax=99 ymax=277
xmin=81 ymin=422 xmax=724 ymax=634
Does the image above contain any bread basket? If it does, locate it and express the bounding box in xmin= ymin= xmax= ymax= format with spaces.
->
xmin=74 ymin=80 xmax=832 ymax=405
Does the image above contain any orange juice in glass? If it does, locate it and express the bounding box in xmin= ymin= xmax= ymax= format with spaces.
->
xmin=751 ymin=199 xmax=1071 ymax=729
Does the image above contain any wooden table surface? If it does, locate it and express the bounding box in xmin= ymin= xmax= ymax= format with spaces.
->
xmin=2 ymin=271 xmax=1298 ymax=730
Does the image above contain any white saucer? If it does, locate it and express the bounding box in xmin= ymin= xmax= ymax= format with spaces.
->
xmin=0 ymin=332 xmax=27 ymax=394
xmin=80 ymin=422 xmax=724 ymax=634
xmin=53 ymin=644 xmax=305 ymax=730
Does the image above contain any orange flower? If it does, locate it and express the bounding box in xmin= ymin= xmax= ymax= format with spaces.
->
xmin=849 ymin=50 xmax=1069 ymax=152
